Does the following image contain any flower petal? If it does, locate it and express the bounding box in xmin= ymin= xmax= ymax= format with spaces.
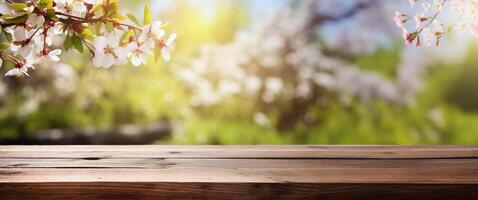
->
xmin=94 ymin=36 xmax=107 ymax=51
xmin=131 ymin=55 xmax=142 ymax=66
xmin=161 ymin=48 xmax=171 ymax=62
xmin=50 ymin=49 xmax=62 ymax=56
xmin=5 ymin=68 xmax=20 ymax=77
xmin=167 ymin=33 xmax=177 ymax=46
xmin=102 ymin=54 xmax=115 ymax=68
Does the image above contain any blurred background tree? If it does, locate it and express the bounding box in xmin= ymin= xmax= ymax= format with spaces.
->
xmin=1 ymin=0 xmax=478 ymax=145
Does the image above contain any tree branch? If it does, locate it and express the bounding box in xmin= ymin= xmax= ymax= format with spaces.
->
xmin=313 ymin=0 xmax=378 ymax=26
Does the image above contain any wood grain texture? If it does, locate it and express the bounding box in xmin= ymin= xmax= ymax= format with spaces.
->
xmin=2 ymin=145 xmax=478 ymax=159
xmin=2 ymin=183 xmax=478 ymax=200
xmin=1 ymin=145 xmax=478 ymax=199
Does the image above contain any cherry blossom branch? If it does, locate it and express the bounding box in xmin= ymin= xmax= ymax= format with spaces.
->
xmin=416 ymin=0 xmax=447 ymax=34
xmin=55 ymin=12 xmax=142 ymax=31
xmin=394 ymin=0 xmax=472 ymax=47
xmin=0 ymin=0 xmax=177 ymax=77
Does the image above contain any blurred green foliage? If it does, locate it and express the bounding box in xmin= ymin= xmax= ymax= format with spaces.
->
xmin=171 ymin=45 xmax=478 ymax=145
xmin=1 ymin=1 xmax=478 ymax=144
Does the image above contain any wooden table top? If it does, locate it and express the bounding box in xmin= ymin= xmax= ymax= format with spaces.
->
xmin=1 ymin=145 xmax=478 ymax=199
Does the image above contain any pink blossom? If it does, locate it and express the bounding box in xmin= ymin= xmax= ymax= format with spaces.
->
xmin=402 ymin=29 xmax=414 ymax=45
xmin=414 ymin=13 xmax=427 ymax=28
xmin=469 ymin=24 xmax=478 ymax=37
xmin=394 ymin=11 xmax=406 ymax=28
xmin=422 ymin=28 xmax=434 ymax=46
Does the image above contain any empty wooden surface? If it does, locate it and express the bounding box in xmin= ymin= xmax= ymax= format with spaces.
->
xmin=1 ymin=145 xmax=478 ymax=199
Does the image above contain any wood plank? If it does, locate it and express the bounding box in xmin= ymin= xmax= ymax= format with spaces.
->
xmin=1 ymin=146 xmax=478 ymax=199
xmin=1 ymin=159 xmax=477 ymax=183
xmin=1 ymin=183 xmax=478 ymax=200
xmin=1 ymin=158 xmax=478 ymax=170
xmin=1 ymin=145 xmax=477 ymax=159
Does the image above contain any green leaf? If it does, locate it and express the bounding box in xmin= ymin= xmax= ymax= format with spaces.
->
xmin=120 ymin=30 xmax=133 ymax=45
xmin=126 ymin=13 xmax=140 ymax=26
xmin=0 ymin=42 xmax=10 ymax=50
xmin=81 ymin=28 xmax=95 ymax=40
xmin=144 ymin=5 xmax=152 ymax=25
xmin=95 ymin=23 xmax=103 ymax=35
xmin=3 ymin=30 xmax=12 ymax=42
xmin=112 ymin=13 xmax=126 ymax=21
xmin=105 ymin=22 xmax=114 ymax=32
xmin=64 ymin=35 xmax=72 ymax=51
xmin=9 ymin=3 xmax=27 ymax=10
xmin=92 ymin=3 xmax=104 ymax=17
xmin=47 ymin=8 xmax=58 ymax=20
xmin=3 ymin=15 xmax=28 ymax=24
xmin=160 ymin=22 xmax=170 ymax=29
xmin=108 ymin=3 xmax=119 ymax=17
xmin=39 ymin=0 xmax=53 ymax=9
xmin=72 ymin=35 xmax=84 ymax=53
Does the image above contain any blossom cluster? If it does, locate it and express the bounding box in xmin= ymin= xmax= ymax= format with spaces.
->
xmin=0 ymin=0 xmax=176 ymax=77
xmin=178 ymin=1 xmax=414 ymax=108
xmin=394 ymin=0 xmax=478 ymax=46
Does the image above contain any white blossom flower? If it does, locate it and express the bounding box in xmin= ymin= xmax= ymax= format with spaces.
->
xmin=5 ymin=54 xmax=37 ymax=77
xmin=0 ymin=0 xmax=176 ymax=78
xmin=23 ymin=53 xmax=39 ymax=70
xmin=93 ymin=34 xmax=127 ymax=68
xmin=9 ymin=26 xmax=36 ymax=57
xmin=5 ymin=66 xmax=29 ymax=77
xmin=54 ymin=0 xmax=87 ymax=18
xmin=26 ymin=13 xmax=45 ymax=28
xmin=139 ymin=21 xmax=165 ymax=47
xmin=46 ymin=49 xmax=62 ymax=62
xmin=126 ymin=43 xmax=152 ymax=67
xmin=24 ymin=5 xmax=34 ymax=13
xmin=44 ymin=22 xmax=63 ymax=46
xmin=11 ymin=26 xmax=28 ymax=43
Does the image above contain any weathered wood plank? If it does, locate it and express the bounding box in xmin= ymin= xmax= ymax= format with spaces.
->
xmin=1 ymin=163 xmax=478 ymax=183
xmin=1 ymin=145 xmax=477 ymax=159
xmin=2 ymin=158 xmax=478 ymax=170
xmin=1 ymin=146 xmax=478 ymax=199
xmin=1 ymin=183 xmax=478 ymax=200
